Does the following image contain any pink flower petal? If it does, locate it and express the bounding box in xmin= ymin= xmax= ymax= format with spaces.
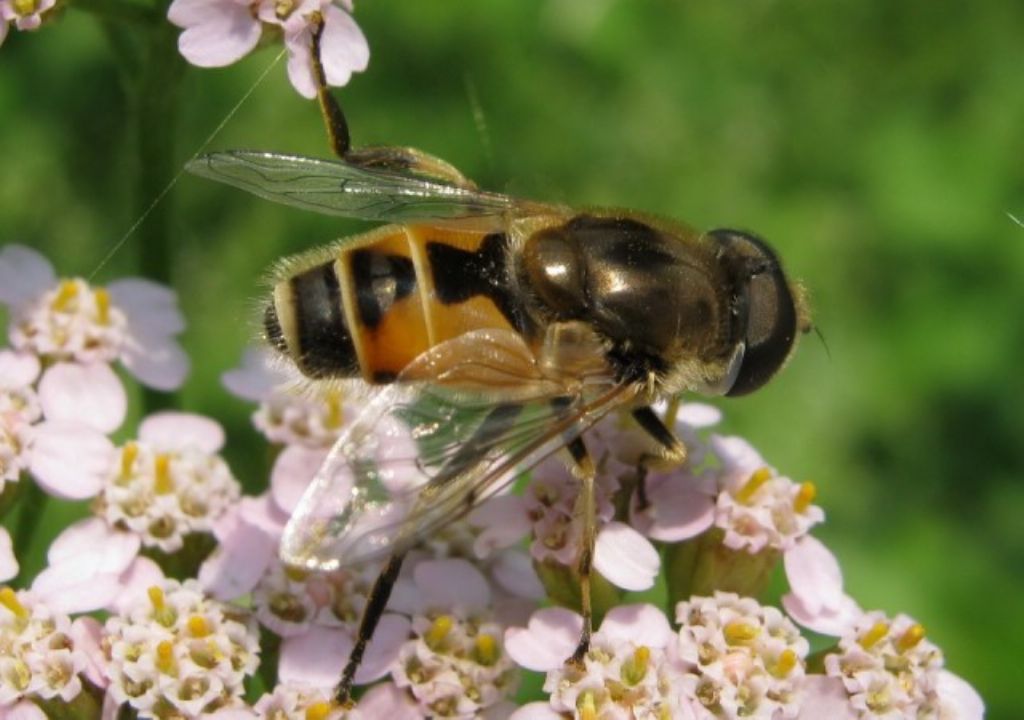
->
xmin=783 ymin=535 xmax=845 ymax=614
xmin=30 ymin=421 xmax=114 ymax=500
xmin=222 ymin=347 xmax=285 ymax=401
xmin=31 ymin=562 xmax=122 ymax=614
xmin=676 ymin=402 xmax=722 ymax=427
xmin=199 ymin=517 xmax=276 ymax=600
xmin=38 ymin=362 xmax=127 ymax=433
xmin=271 ymin=444 xmax=327 ymax=513
xmin=320 ymin=4 xmax=369 ymax=86
xmin=631 ymin=473 xmax=715 ymax=542
xmin=0 ymin=244 xmax=56 ymax=307
xmin=469 ymin=494 xmax=531 ymax=557
xmin=796 ymin=676 xmax=858 ymax=720
xmin=71 ymin=616 xmax=109 ymax=689
xmin=284 ymin=30 xmax=318 ymax=99
xmin=0 ymin=350 xmax=40 ymax=390
xmin=490 ymin=548 xmax=544 ymax=600
xmin=47 ymin=517 xmax=140 ymax=572
xmin=139 ymin=411 xmax=224 ymax=454
xmin=0 ymin=527 xmax=17 ymax=582
xmin=279 ymin=614 xmax=409 ymax=688
xmin=414 ymin=558 xmax=491 ymax=612
xmin=108 ymin=556 xmax=165 ymax=615
xmin=936 ymin=670 xmax=985 ymax=720
xmin=119 ymin=334 xmax=189 ymax=391
xmin=168 ymin=0 xmax=262 ymax=68
xmin=505 ymin=607 xmax=582 ymax=672
xmin=105 ymin=278 xmax=185 ymax=337
xmin=599 ymin=604 xmax=674 ymax=648
xmin=4 ymin=701 xmax=47 ymax=720
xmin=357 ymin=683 xmax=420 ymax=720
xmin=594 ymin=520 xmax=659 ymax=591
xmin=781 ymin=591 xmax=861 ymax=637
xmin=509 ymin=703 xmax=564 ymax=720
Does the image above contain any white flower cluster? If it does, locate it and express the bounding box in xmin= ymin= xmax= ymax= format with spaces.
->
xmin=255 ymin=388 xmax=349 ymax=449
xmin=393 ymin=610 xmax=519 ymax=719
xmin=100 ymin=440 xmax=241 ymax=553
xmin=544 ymin=634 xmax=683 ymax=719
xmin=0 ymin=588 xmax=87 ymax=706
xmin=105 ymin=579 xmax=260 ymax=716
xmin=0 ymin=361 xmax=39 ymax=489
xmin=707 ymin=437 xmax=825 ymax=556
xmin=252 ymin=561 xmax=375 ymax=637
xmin=825 ymin=611 xmax=946 ymax=718
xmin=676 ymin=592 xmax=808 ymax=719
xmin=10 ymin=278 xmax=128 ymax=364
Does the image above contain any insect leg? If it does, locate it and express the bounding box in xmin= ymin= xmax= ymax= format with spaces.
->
xmin=310 ymin=12 xmax=353 ymax=159
xmin=308 ymin=13 xmax=478 ymax=187
xmin=566 ymin=435 xmax=597 ymax=665
xmin=336 ymin=552 xmax=405 ymax=706
xmin=630 ymin=406 xmax=686 ymax=512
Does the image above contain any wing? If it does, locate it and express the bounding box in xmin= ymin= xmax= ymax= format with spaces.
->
xmin=280 ymin=328 xmax=633 ymax=571
xmin=187 ymin=151 xmax=558 ymax=227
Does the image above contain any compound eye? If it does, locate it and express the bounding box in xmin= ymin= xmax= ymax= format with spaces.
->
xmin=709 ymin=229 xmax=800 ymax=397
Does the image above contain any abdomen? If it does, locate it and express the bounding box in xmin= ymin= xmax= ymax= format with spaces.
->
xmin=265 ymin=224 xmax=528 ymax=383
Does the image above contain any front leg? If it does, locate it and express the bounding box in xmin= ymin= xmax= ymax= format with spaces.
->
xmin=630 ymin=405 xmax=686 ymax=511
xmin=566 ymin=435 xmax=597 ymax=665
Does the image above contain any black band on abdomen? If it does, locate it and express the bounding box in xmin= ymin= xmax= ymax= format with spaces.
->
xmin=290 ymin=262 xmax=359 ymax=378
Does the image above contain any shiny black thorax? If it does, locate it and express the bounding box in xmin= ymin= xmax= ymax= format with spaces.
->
xmin=518 ymin=214 xmax=799 ymax=394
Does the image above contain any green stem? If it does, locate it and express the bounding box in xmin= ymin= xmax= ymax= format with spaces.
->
xmin=12 ymin=480 xmax=47 ymax=587
xmin=72 ymin=0 xmax=159 ymax=24
xmin=128 ymin=2 xmax=187 ymax=413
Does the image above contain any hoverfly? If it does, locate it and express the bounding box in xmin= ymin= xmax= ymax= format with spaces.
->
xmin=188 ymin=21 xmax=809 ymax=704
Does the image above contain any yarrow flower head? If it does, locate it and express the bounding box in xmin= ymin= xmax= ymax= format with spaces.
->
xmin=223 ymin=348 xmax=350 ymax=450
xmin=167 ymin=0 xmax=369 ymax=99
xmin=390 ymin=559 xmax=519 ymax=719
xmin=675 ymin=592 xmax=808 ymax=719
xmin=99 ymin=412 xmax=240 ymax=554
xmin=104 ymin=579 xmax=260 ymax=717
xmin=507 ymin=603 xmax=684 ymax=720
xmin=0 ymin=244 xmax=189 ymax=391
xmin=0 ymin=587 xmax=95 ymax=710
xmin=0 ymin=0 xmax=56 ymax=41
xmin=0 ymin=350 xmax=41 ymax=493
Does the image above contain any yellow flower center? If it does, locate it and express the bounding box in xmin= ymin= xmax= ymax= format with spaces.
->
xmin=187 ymin=615 xmax=210 ymax=638
xmin=156 ymin=640 xmax=179 ymax=676
xmin=13 ymin=0 xmax=40 ymax=19
xmin=51 ymin=280 xmax=79 ymax=312
xmin=472 ymin=633 xmax=500 ymax=666
xmin=425 ymin=615 xmax=454 ymax=651
xmin=724 ymin=620 xmax=760 ymax=645
xmin=735 ymin=467 xmax=772 ymax=504
xmin=770 ymin=649 xmax=798 ymax=677
xmin=120 ymin=442 xmax=139 ymax=479
xmin=0 ymin=587 xmax=28 ymax=620
xmin=306 ymin=702 xmax=334 ymax=720
xmin=859 ymin=621 xmax=890 ymax=650
xmin=793 ymin=481 xmax=817 ymax=512
xmin=94 ymin=288 xmax=111 ymax=325
xmin=577 ymin=690 xmax=599 ymax=720
xmin=154 ymin=454 xmax=174 ymax=494
xmin=897 ymin=623 xmax=926 ymax=652
xmin=621 ymin=645 xmax=651 ymax=685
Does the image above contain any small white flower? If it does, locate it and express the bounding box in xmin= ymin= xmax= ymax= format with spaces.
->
xmin=99 ymin=413 xmax=240 ymax=553
xmin=224 ymin=348 xmax=350 ymax=449
xmin=0 ymin=588 xmax=91 ymax=708
xmin=675 ymin=592 xmax=808 ymax=720
xmin=0 ymin=0 xmax=56 ymax=32
xmin=0 ymin=244 xmax=188 ymax=391
xmin=104 ymin=579 xmax=260 ymax=716
xmin=391 ymin=559 xmax=519 ymax=719
xmin=0 ymin=350 xmax=41 ymax=492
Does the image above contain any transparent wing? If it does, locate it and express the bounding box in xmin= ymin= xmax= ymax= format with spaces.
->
xmin=187 ymin=151 xmax=556 ymax=226
xmin=280 ymin=329 xmax=631 ymax=571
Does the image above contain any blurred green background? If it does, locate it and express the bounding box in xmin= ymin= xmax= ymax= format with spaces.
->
xmin=2 ymin=0 xmax=1023 ymax=716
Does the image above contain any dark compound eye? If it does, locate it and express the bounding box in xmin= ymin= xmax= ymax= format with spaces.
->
xmin=709 ymin=229 xmax=800 ymax=397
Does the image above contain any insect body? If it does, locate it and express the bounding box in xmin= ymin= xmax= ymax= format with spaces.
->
xmin=188 ymin=27 xmax=808 ymax=702
xmin=264 ymin=205 xmax=803 ymax=399
xmin=190 ymin=146 xmax=808 ymax=700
